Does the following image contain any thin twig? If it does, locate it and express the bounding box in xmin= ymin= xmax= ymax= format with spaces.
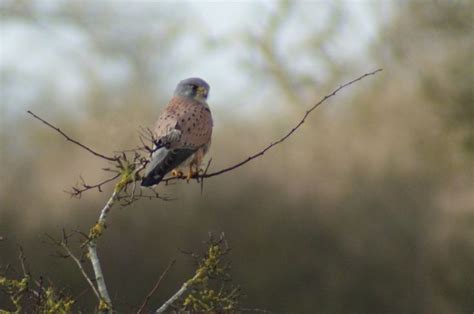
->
xmin=239 ymin=308 xmax=274 ymax=313
xmin=117 ymin=188 xmax=174 ymax=205
xmin=60 ymin=242 xmax=102 ymax=301
xmin=27 ymin=110 xmax=118 ymax=162
xmin=17 ymin=245 xmax=30 ymax=278
xmin=14 ymin=246 xmax=43 ymax=300
xmin=67 ymin=173 xmax=121 ymax=197
xmin=161 ymin=68 xmax=382 ymax=183
xmin=200 ymin=158 xmax=212 ymax=195
xmin=137 ymin=260 xmax=176 ymax=314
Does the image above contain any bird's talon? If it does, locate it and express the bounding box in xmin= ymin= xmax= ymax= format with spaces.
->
xmin=172 ymin=170 xmax=183 ymax=177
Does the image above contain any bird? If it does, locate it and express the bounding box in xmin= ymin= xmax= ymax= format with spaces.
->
xmin=141 ymin=77 xmax=213 ymax=187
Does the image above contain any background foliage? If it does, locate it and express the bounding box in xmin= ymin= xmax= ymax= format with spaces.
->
xmin=1 ymin=1 xmax=473 ymax=313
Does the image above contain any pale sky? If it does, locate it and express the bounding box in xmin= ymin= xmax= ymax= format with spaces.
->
xmin=0 ymin=1 xmax=389 ymax=120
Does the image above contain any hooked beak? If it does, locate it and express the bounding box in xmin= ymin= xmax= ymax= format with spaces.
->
xmin=197 ymin=86 xmax=208 ymax=98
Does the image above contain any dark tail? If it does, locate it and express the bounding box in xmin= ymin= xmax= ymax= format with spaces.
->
xmin=141 ymin=174 xmax=164 ymax=187
xmin=141 ymin=148 xmax=196 ymax=187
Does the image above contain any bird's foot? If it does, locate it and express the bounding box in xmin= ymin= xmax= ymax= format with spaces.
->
xmin=171 ymin=169 xmax=183 ymax=177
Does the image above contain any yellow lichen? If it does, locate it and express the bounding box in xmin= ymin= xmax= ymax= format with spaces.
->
xmin=88 ymin=222 xmax=104 ymax=240
xmin=114 ymin=160 xmax=136 ymax=193
xmin=1 ymin=275 xmax=74 ymax=313
xmin=176 ymin=237 xmax=240 ymax=312
xmin=98 ymin=299 xmax=110 ymax=311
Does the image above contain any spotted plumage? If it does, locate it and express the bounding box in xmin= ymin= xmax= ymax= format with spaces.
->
xmin=141 ymin=78 xmax=213 ymax=187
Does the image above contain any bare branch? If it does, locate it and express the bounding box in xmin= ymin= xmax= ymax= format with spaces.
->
xmin=136 ymin=260 xmax=176 ymax=314
xmin=239 ymin=308 xmax=274 ymax=313
xmin=155 ymin=271 xmax=201 ymax=313
xmin=161 ymin=68 xmax=383 ymax=183
xmin=23 ymin=70 xmax=381 ymax=312
xmin=44 ymin=232 xmax=102 ymax=303
xmin=156 ymin=232 xmax=234 ymax=313
xmin=117 ymin=187 xmax=175 ymax=205
xmin=203 ymin=69 xmax=383 ymax=178
xmin=67 ymin=173 xmax=121 ymax=198
xmin=98 ymin=189 xmax=118 ymax=225
xmin=87 ymin=242 xmax=112 ymax=308
xmin=16 ymin=245 xmax=46 ymax=301
xmin=200 ymin=158 xmax=212 ymax=195
xmin=85 ymin=191 xmax=117 ymax=308
xmin=17 ymin=245 xmax=30 ymax=278
xmin=28 ymin=69 xmax=381 ymax=202
xmin=59 ymin=241 xmax=102 ymax=301
xmin=27 ymin=110 xmax=118 ymax=162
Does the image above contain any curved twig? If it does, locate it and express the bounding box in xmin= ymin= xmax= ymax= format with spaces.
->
xmin=162 ymin=68 xmax=383 ymax=183
xmin=137 ymin=260 xmax=176 ymax=314
xmin=27 ymin=110 xmax=118 ymax=162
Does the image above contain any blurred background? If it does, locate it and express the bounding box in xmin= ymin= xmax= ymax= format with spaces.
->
xmin=1 ymin=0 xmax=473 ymax=312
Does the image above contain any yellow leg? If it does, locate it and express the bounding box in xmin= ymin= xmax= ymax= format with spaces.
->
xmin=186 ymin=166 xmax=193 ymax=182
xmin=186 ymin=164 xmax=199 ymax=182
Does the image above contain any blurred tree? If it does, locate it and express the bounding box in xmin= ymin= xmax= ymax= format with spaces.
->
xmin=373 ymin=0 xmax=473 ymax=154
xmin=240 ymin=0 xmax=347 ymax=111
xmin=1 ymin=1 xmax=473 ymax=313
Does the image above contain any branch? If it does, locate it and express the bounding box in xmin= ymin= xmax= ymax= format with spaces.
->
xmin=59 ymin=242 xmax=101 ymax=301
xmin=27 ymin=69 xmax=382 ymax=199
xmin=67 ymin=173 xmax=121 ymax=198
xmin=97 ymin=189 xmax=119 ymax=225
xmin=44 ymin=232 xmax=102 ymax=304
xmin=17 ymin=246 xmax=30 ymax=279
xmin=25 ymin=70 xmax=383 ymax=312
xmin=239 ymin=308 xmax=274 ymax=313
xmin=87 ymin=243 xmax=112 ymax=309
xmin=155 ymin=233 xmax=234 ymax=313
xmin=155 ymin=271 xmax=201 ymax=313
xmin=137 ymin=260 xmax=176 ymax=314
xmin=161 ymin=68 xmax=383 ymax=183
xmin=83 ymin=167 xmax=136 ymax=310
xmin=28 ymin=69 xmax=382 ymax=205
xmin=85 ymin=190 xmax=118 ymax=310
xmin=27 ymin=110 xmax=118 ymax=162
xmin=117 ymin=187 xmax=175 ymax=205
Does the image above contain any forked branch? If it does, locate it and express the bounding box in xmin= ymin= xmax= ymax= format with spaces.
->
xmin=161 ymin=68 xmax=383 ymax=182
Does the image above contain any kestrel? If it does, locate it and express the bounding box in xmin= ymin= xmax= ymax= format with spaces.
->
xmin=141 ymin=78 xmax=213 ymax=187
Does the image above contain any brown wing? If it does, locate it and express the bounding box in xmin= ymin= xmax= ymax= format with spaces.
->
xmin=153 ymin=96 xmax=213 ymax=150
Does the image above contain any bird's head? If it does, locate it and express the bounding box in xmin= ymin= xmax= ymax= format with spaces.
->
xmin=174 ymin=77 xmax=210 ymax=103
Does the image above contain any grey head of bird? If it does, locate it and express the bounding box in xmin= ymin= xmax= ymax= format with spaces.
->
xmin=174 ymin=77 xmax=210 ymax=103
